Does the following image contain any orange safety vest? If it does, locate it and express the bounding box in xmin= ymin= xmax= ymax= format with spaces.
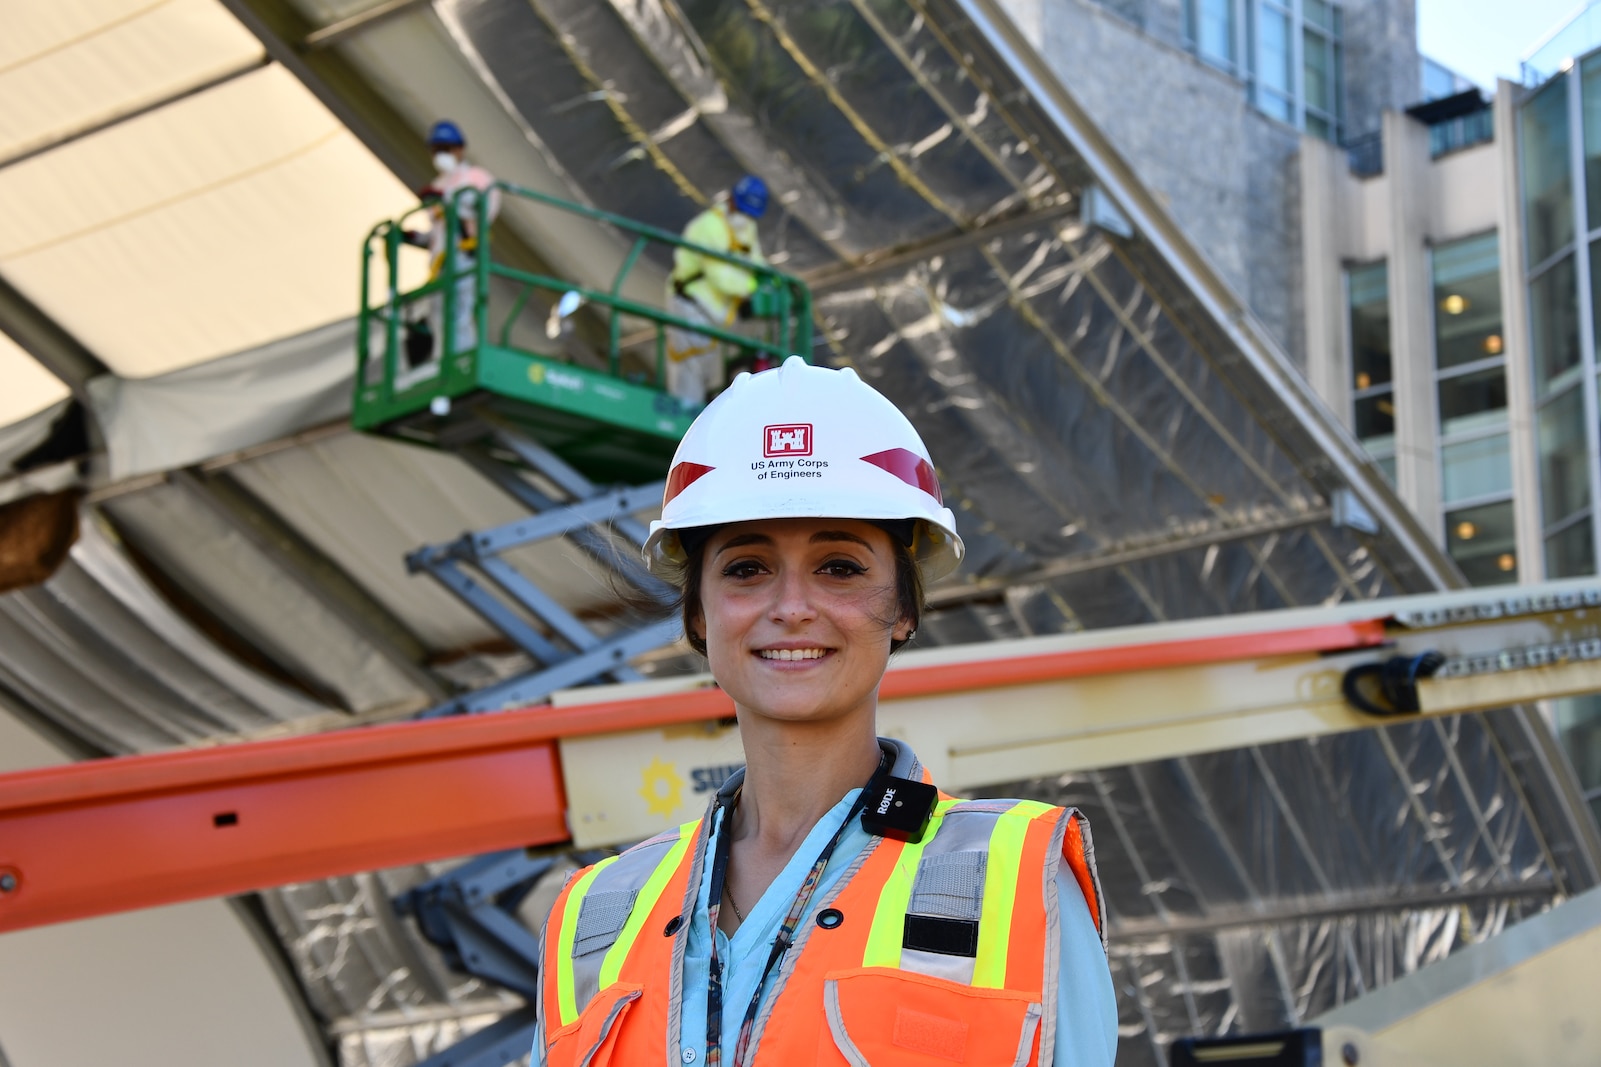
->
xmin=539 ymin=770 xmax=1104 ymax=1066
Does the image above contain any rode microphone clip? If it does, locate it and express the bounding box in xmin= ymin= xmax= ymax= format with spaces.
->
xmin=860 ymin=775 xmax=938 ymax=843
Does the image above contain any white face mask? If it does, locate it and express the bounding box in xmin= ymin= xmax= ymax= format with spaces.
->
xmin=433 ymin=151 xmax=460 ymax=174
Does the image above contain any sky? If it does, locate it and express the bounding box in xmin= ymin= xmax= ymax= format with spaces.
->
xmin=1417 ymin=0 xmax=1591 ymax=89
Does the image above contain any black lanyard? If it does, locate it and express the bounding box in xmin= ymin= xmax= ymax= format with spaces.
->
xmin=702 ymin=753 xmax=886 ymax=1067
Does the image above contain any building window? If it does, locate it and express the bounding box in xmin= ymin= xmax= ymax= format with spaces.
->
xmin=1347 ymin=261 xmax=1393 ymax=481
xmin=1530 ymin=254 xmax=1581 ymax=398
xmin=1445 ymin=500 xmax=1518 ymax=584
xmin=1184 ymin=0 xmax=1343 ymax=141
xmin=1433 ymin=233 xmax=1514 ymax=584
xmin=1189 ymin=0 xmax=1238 ymax=71
xmin=1554 ymin=695 xmax=1601 ymax=828
xmin=1521 ymin=75 xmax=1575 ymax=269
xmin=1538 ymin=387 xmax=1590 ymax=527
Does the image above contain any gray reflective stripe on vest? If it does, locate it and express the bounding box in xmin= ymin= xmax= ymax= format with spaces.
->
xmin=897 ymin=800 xmax=1047 ymax=985
xmin=562 ymin=826 xmax=685 ymax=1020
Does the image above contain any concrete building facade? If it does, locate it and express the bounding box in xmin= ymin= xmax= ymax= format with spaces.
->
xmin=999 ymin=0 xmax=1601 ymax=826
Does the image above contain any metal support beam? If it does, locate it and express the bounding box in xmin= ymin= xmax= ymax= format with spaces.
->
xmin=0 ymin=273 xmax=107 ymax=402
xmin=303 ymin=0 xmax=430 ymax=49
xmin=804 ymin=201 xmax=1080 ymax=293
xmin=927 ymin=506 xmax=1335 ymax=608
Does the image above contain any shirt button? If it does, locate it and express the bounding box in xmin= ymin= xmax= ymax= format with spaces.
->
xmin=682 ymin=1048 xmax=698 ymax=1063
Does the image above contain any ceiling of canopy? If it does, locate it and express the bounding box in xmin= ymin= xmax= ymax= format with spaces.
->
xmin=0 ymin=2 xmax=1594 ymax=1066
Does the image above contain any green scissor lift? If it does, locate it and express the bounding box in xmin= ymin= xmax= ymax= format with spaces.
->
xmin=354 ymin=181 xmax=813 ymax=485
xmin=352 ymin=184 xmax=814 ymax=718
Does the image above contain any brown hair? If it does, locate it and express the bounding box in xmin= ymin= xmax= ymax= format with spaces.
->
xmin=664 ymin=528 xmax=924 ymax=656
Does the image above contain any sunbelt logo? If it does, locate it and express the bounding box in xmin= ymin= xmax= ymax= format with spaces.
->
xmin=764 ymin=423 xmax=812 ymax=457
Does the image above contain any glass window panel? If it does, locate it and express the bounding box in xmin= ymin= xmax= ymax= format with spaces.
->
xmin=1433 ymin=233 xmax=1503 ymax=371
xmin=1438 ymin=367 xmax=1508 ymax=435
xmin=1441 ymin=433 xmax=1512 ymax=504
xmin=1445 ymin=499 xmax=1518 ymax=586
xmin=1305 ymin=0 xmax=1334 ymax=32
xmin=1583 ymin=54 xmax=1601 ymax=230
xmin=1307 ymin=112 xmax=1332 ymax=140
xmin=1304 ymin=29 xmax=1331 ymax=115
xmin=1531 ymin=255 xmax=1581 ymax=397
xmin=1354 ymin=393 xmax=1394 ymax=446
xmin=1375 ymin=452 xmax=1397 ymax=485
xmin=1258 ymin=88 xmax=1293 ymax=122
xmin=1546 ymin=516 xmax=1596 ymax=577
xmin=1258 ymin=7 xmax=1292 ymax=95
xmin=1555 ymin=695 xmax=1601 ymax=795
xmin=1348 ymin=262 xmax=1390 ymax=390
xmin=1539 ymin=387 xmax=1592 ymax=526
xmin=1197 ymin=0 xmax=1235 ymax=67
xmin=1520 ymin=75 xmax=1574 ymax=266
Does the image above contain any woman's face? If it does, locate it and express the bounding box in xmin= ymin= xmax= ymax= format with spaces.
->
xmin=695 ymin=517 xmax=909 ymax=727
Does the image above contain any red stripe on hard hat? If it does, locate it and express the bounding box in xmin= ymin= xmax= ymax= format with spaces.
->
xmin=860 ymin=449 xmax=942 ymax=504
xmin=664 ymin=461 xmax=716 ymax=505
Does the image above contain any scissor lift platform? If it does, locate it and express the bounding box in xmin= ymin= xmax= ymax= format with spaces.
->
xmin=353 ymin=180 xmax=812 ymax=486
xmin=354 ymin=344 xmax=694 ymax=486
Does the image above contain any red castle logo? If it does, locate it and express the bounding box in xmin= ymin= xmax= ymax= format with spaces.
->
xmin=764 ymin=423 xmax=813 ymax=457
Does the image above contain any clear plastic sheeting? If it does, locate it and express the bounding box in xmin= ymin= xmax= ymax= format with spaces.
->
xmin=985 ymin=711 xmax=1565 ymax=1064
xmin=261 ymin=866 xmax=526 ymax=1067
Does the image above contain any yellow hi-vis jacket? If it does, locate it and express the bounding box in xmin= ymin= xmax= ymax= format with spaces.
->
xmin=670 ymin=201 xmax=766 ymax=325
xmin=538 ymin=751 xmax=1105 ymax=1066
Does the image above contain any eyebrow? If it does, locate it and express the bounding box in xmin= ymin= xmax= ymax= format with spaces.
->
xmin=712 ymin=530 xmax=877 ymax=556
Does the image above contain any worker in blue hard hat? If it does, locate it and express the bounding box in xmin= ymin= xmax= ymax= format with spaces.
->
xmin=665 ymin=175 xmax=771 ymax=408
xmin=402 ymin=120 xmax=501 ymax=368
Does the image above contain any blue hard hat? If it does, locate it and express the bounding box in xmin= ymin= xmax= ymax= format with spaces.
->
xmin=428 ymin=120 xmax=466 ymax=148
xmin=731 ymin=175 xmax=769 ymax=218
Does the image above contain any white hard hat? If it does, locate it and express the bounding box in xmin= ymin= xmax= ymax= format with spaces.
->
xmin=645 ymin=357 xmax=963 ymax=581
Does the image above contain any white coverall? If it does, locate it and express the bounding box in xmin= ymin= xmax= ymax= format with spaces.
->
xmin=666 ymin=199 xmax=765 ymax=407
xmin=426 ymin=163 xmax=501 ymax=358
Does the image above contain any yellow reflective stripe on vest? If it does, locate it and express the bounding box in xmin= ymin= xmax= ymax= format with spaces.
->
xmin=555 ymin=854 xmax=620 ymax=1027
xmin=597 ymin=821 xmax=697 ymax=990
xmin=861 ymin=798 xmax=962 ymax=968
xmin=972 ymin=800 xmax=1053 ymax=988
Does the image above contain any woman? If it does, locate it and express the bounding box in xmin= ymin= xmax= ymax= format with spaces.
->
xmin=537 ymin=358 xmax=1116 ymax=1066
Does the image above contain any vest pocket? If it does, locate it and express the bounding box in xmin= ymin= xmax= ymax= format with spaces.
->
xmin=545 ymin=982 xmax=642 ymax=1067
xmin=821 ymin=968 xmax=1042 ymax=1066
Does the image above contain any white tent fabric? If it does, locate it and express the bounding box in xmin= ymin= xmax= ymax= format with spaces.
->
xmin=0 ymin=331 xmax=69 ymax=428
xmin=88 ymin=316 xmax=355 ymax=479
xmin=0 ymin=62 xmax=418 ymax=379
xmin=0 ymin=0 xmax=264 ymax=163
